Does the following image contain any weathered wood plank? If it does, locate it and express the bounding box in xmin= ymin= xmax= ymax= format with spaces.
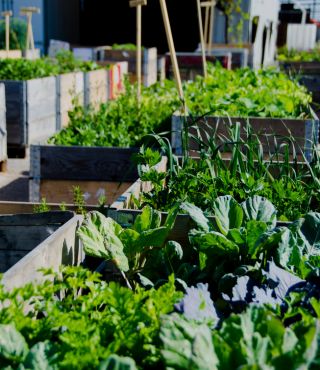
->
xmin=32 ymin=145 xmax=139 ymax=181
xmin=0 ymin=225 xmax=60 ymax=251
xmin=2 ymin=215 xmax=83 ymax=290
xmin=28 ymin=116 xmax=57 ymax=144
xmin=57 ymin=72 xmax=84 ymax=129
xmin=0 ymin=83 xmax=7 ymax=162
xmin=38 ymin=180 xmax=132 ymax=204
xmin=172 ymin=113 xmax=319 ymax=160
xmin=0 ymin=211 xmax=74 ymax=225
xmin=2 ymin=81 xmax=26 ymax=146
xmin=84 ymin=69 xmax=108 ymax=108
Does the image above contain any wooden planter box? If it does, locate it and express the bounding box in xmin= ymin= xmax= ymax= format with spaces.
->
xmin=1 ymin=211 xmax=83 ymax=290
xmin=97 ymin=48 xmax=157 ymax=87
xmin=56 ymin=71 xmax=84 ymax=129
xmin=0 ymin=50 xmax=22 ymax=59
xmin=29 ymin=144 xmax=140 ymax=204
xmin=171 ymin=112 xmax=320 ymax=161
xmin=0 ymin=84 xmax=7 ymax=168
xmin=109 ymin=154 xmax=295 ymax=246
xmin=165 ymin=53 xmax=231 ymax=81
xmin=280 ymin=61 xmax=320 ymax=104
xmin=2 ymin=76 xmax=57 ymax=155
xmin=84 ymin=69 xmax=108 ymax=109
xmin=107 ymin=62 xmax=128 ymax=100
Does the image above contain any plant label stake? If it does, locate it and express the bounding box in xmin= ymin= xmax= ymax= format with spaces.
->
xmin=129 ymin=0 xmax=147 ymax=102
xmin=20 ymin=7 xmax=40 ymax=52
xmin=196 ymin=0 xmax=208 ymax=78
xmin=159 ymin=0 xmax=184 ymax=106
xmin=200 ymin=1 xmax=216 ymax=54
xmin=1 ymin=11 xmax=12 ymax=56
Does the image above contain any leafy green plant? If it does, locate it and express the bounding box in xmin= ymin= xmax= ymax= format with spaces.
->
xmin=33 ymin=198 xmax=51 ymax=213
xmin=137 ymin=123 xmax=320 ymax=221
xmin=0 ymin=266 xmax=181 ymax=369
xmin=185 ymin=64 xmax=312 ymax=119
xmin=278 ymin=46 xmax=320 ymax=63
xmin=49 ymin=79 xmax=180 ymax=147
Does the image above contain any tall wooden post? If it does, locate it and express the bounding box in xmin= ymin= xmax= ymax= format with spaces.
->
xmin=20 ymin=7 xmax=40 ymax=51
xmin=196 ymin=0 xmax=207 ymax=78
xmin=1 ymin=11 xmax=12 ymax=56
xmin=200 ymin=1 xmax=216 ymax=53
xmin=129 ymin=0 xmax=147 ymax=102
xmin=159 ymin=0 xmax=184 ymax=101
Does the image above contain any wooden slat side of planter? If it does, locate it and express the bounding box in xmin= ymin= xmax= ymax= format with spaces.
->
xmin=0 ymin=50 xmax=22 ymax=59
xmin=27 ymin=77 xmax=57 ymax=144
xmin=0 ymin=201 xmax=103 ymax=214
xmin=171 ymin=113 xmax=319 ymax=161
xmin=280 ymin=61 xmax=320 ymax=75
xmin=56 ymin=72 xmax=84 ymax=130
xmin=0 ymin=211 xmax=74 ymax=273
xmin=1 ymin=214 xmax=83 ymax=290
xmin=84 ymin=69 xmax=108 ymax=109
xmin=29 ymin=145 xmax=140 ymax=203
xmin=0 ymin=83 xmax=7 ymax=164
xmin=3 ymin=80 xmax=26 ymax=147
xmin=2 ymin=77 xmax=57 ymax=152
xmin=99 ymin=48 xmax=157 ymax=87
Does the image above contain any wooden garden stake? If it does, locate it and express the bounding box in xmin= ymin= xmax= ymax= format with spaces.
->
xmin=208 ymin=0 xmax=216 ymax=54
xmin=129 ymin=0 xmax=147 ymax=102
xmin=1 ymin=11 xmax=12 ymax=56
xmin=159 ymin=0 xmax=184 ymax=102
xmin=200 ymin=1 xmax=216 ymax=53
xmin=196 ymin=0 xmax=207 ymax=78
xmin=20 ymin=7 xmax=40 ymax=51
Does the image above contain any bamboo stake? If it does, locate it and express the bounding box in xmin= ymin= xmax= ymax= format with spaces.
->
xmin=1 ymin=11 xmax=12 ymax=56
xmin=208 ymin=0 xmax=216 ymax=54
xmin=129 ymin=0 xmax=146 ymax=102
xmin=136 ymin=4 xmax=142 ymax=101
xmin=196 ymin=0 xmax=207 ymax=78
xmin=204 ymin=6 xmax=209 ymax=48
xmin=159 ymin=0 xmax=184 ymax=101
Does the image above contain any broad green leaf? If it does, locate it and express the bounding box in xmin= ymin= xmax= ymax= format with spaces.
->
xmin=78 ymin=211 xmax=129 ymax=272
xmin=253 ymin=228 xmax=286 ymax=259
xmin=228 ymin=228 xmax=245 ymax=244
xmin=180 ymin=202 xmax=210 ymax=232
xmin=23 ymin=341 xmax=58 ymax=370
xmin=0 ymin=324 xmax=28 ymax=363
xmin=212 ymin=195 xmax=243 ymax=235
xmin=134 ymin=206 xmax=161 ymax=233
xmin=246 ymin=220 xmax=268 ymax=257
xmin=241 ymin=196 xmax=277 ymax=228
xmin=193 ymin=231 xmax=239 ymax=256
xmin=160 ymin=314 xmax=219 ymax=370
xmin=119 ymin=229 xmax=140 ymax=256
xmin=165 ymin=241 xmax=183 ymax=260
xmin=99 ymin=354 xmax=137 ymax=370
xmin=301 ymin=212 xmax=320 ymax=250
xmin=138 ymin=226 xmax=170 ymax=248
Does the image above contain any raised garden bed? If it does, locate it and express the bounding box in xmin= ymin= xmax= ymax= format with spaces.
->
xmin=0 ymin=211 xmax=82 ymax=290
xmin=3 ymin=76 xmax=57 ymax=156
xmin=280 ymin=61 xmax=320 ymax=105
xmin=165 ymin=52 xmax=231 ymax=81
xmin=172 ymin=112 xmax=320 ymax=161
xmin=97 ymin=47 xmax=158 ymax=87
xmin=29 ymin=145 xmax=140 ymax=204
